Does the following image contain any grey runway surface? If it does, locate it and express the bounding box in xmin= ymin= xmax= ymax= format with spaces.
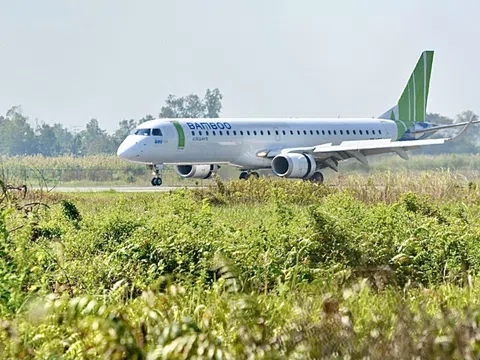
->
xmin=30 ymin=186 xmax=201 ymax=193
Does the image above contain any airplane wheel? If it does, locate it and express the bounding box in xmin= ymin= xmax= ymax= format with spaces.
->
xmin=239 ymin=171 xmax=248 ymax=180
xmin=309 ymin=172 xmax=324 ymax=183
xmin=151 ymin=177 xmax=162 ymax=186
xmin=247 ymin=172 xmax=260 ymax=180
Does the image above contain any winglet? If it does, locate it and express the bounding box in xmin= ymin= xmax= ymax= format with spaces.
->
xmin=447 ymin=115 xmax=476 ymax=142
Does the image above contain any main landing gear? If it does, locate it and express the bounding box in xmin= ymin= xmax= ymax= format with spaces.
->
xmin=151 ymin=164 xmax=163 ymax=187
xmin=239 ymin=171 xmax=260 ymax=180
xmin=307 ymin=171 xmax=324 ymax=183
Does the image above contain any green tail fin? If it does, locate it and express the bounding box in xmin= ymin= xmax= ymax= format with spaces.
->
xmin=380 ymin=50 xmax=434 ymax=137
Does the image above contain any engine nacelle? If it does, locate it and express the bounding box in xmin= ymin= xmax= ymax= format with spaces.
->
xmin=175 ymin=164 xmax=218 ymax=179
xmin=271 ymin=153 xmax=316 ymax=178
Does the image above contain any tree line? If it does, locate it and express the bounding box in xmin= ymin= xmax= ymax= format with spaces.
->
xmin=0 ymin=89 xmax=223 ymax=156
xmin=0 ymin=88 xmax=478 ymax=156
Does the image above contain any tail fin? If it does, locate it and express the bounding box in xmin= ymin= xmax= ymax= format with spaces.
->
xmin=380 ymin=50 xmax=434 ymax=138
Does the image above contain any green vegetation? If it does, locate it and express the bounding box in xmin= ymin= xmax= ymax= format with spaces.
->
xmin=2 ymin=153 xmax=480 ymax=187
xmin=1 ymin=174 xmax=480 ymax=358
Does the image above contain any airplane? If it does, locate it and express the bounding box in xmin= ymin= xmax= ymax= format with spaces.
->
xmin=117 ymin=51 xmax=478 ymax=186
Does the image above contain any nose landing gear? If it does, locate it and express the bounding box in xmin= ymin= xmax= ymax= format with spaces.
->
xmin=151 ymin=177 xmax=162 ymax=186
xmin=151 ymin=164 xmax=163 ymax=187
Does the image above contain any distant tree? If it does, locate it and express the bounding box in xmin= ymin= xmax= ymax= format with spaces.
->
xmin=36 ymin=123 xmax=59 ymax=156
xmin=159 ymin=88 xmax=223 ymax=119
xmin=204 ymin=88 xmax=223 ymax=118
xmin=182 ymin=94 xmax=206 ymax=118
xmin=113 ymin=119 xmax=137 ymax=147
xmin=0 ymin=106 xmax=37 ymax=155
xmin=416 ymin=111 xmax=479 ymax=155
xmin=79 ymin=118 xmax=116 ymax=155
xmin=159 ymin=95 xmax=185 ymax=118
xmin=51 ymin=124 xmax=76 ymax=154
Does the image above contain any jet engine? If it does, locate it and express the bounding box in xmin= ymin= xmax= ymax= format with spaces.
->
xmin=271 ymin=153 xmax=316 ymax=178
xmin=175 ymin=165 xmax=218 ymax=179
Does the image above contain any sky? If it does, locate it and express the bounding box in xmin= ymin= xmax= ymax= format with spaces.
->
xmin=0 ymin=0 xmax=478 ymax=132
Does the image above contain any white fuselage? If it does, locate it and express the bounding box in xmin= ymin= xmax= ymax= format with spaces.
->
xmin=117 ymin=118 xmax=399 ymax=169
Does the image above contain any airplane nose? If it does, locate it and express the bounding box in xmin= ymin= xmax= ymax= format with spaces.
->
xmin=116 ymin=141 xmax=128 ymax=157
xmin=117 ymin=138 xmax=137 ymax=159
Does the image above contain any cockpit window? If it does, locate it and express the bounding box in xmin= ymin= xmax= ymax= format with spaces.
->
xmin=152 ymin=128 xmax=162 ymax=136
xmin=133 ymin=128 xmax=151 ymax=136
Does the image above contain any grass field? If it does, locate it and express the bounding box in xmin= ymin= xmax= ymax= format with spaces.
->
xmin=1 ymin=153 xmax=480 ymax=187
xmin=1 ymin=174 xmax=480 ymax=358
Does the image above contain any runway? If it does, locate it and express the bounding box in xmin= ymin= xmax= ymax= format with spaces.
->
xmin=31 ymin=186 xmax=202 ymax=193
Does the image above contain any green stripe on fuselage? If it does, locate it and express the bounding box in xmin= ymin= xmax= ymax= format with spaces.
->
xmin=172 ymin=121 xmax=185 ymax=149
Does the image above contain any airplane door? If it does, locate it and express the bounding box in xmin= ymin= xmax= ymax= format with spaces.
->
xmin=273 ymin=127 xmax=281 ymax=141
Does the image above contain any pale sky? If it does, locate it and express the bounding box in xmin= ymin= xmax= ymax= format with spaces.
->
xmin=0 ymin=0 xmax=478 ymax=132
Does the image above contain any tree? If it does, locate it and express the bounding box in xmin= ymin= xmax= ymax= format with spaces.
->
xmin=36 ymin=123 xmax=59 ymax=156
xmin=51 ymin=124 xmax=76 ymax=155
xmin=204 ymin=88 xmax=223 ymax=118
xmin=114 ymin=119 xmax=137 ymax=147
xmin=159 ymin=95 xmax=185 ymax=118
xmin=182 ymin=94 xmax=206 ymax=118
xmin=158 ymin=88 xmax=223 ymax=119
xmin=0 ymin=106 xmax=37 ymax=155
xmin=79 ymin=118 xmax=116 ymax=155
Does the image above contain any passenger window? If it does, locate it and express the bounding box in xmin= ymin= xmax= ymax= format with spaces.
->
xmin=240 ymin=131 xmax=244 ymax=135
xmin=206 ymin=131 xmax=209 ymax=136
xmin=247 ymin=131 xmax=250 ymax=135
xmin=379 ymin=130 xmax=382 ymax=135
xmin=233 ymin=130 xmax=237 ymax=135
xmin=340 ymin=130 xmax=343 ymax=135
xmin=191 ymin=131 xmax=195 ymax=136
xmin=226 ymin=131 xmax=230 ymax=135
xmin=199 ymin=131 xmax=202 ymax=136
xmin=310 ymin=130 xmax=313 ymax=135
xmin=316 ymin=130 xmax=319 ymax=135
xmin=282 ymin=130 xmax=286 ymax=135
xmin=275 ymin=130 xmax=279 ymax=135
xmin=372 ymin=130 xmax=375 ymax=135
xmin=253 ymin=131 xmax=257 ymax=135
xmin=366 ymin=130 xmax=369 ymax=135
xmin=353 ymin=130 xmax=356 ymax=135
xmin=322 ymin=130 xmax=325 ymax=135
xmin=346 ymin=130 xmax=350 ymax=135
xmin=328 ymin=130 xmax=331 ymax=135
xmin=359 ymin=130 xmax=363 ymax=135
xmin=297 ymin=130 xmax=300 ymax=135
xmin=213 ymin=131 xmax=216 ymax=136
xmin=152 ymin=128 xmax=162 ymax=136
xmin=303 ymin=130 xmax=307 ymax=135
xmin=260 ymin=130 xmax=264 ymax=135
xmin=219 ymin=131 xmax=223 ymax=135
xmin=290 ymin=130 xmax=294 ymax=135
xmin=267 ymin=130 xmax=271 ymax=135
xmin=333 ymin=130 xmax=337 ymax=135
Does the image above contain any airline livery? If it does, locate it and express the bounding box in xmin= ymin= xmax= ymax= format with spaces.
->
xmin=117 ymin=51 xmax=477 ymax=186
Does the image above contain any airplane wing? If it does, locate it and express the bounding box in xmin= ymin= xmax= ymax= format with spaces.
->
xmin=262 ymin=116 xmax=475 ymax=171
